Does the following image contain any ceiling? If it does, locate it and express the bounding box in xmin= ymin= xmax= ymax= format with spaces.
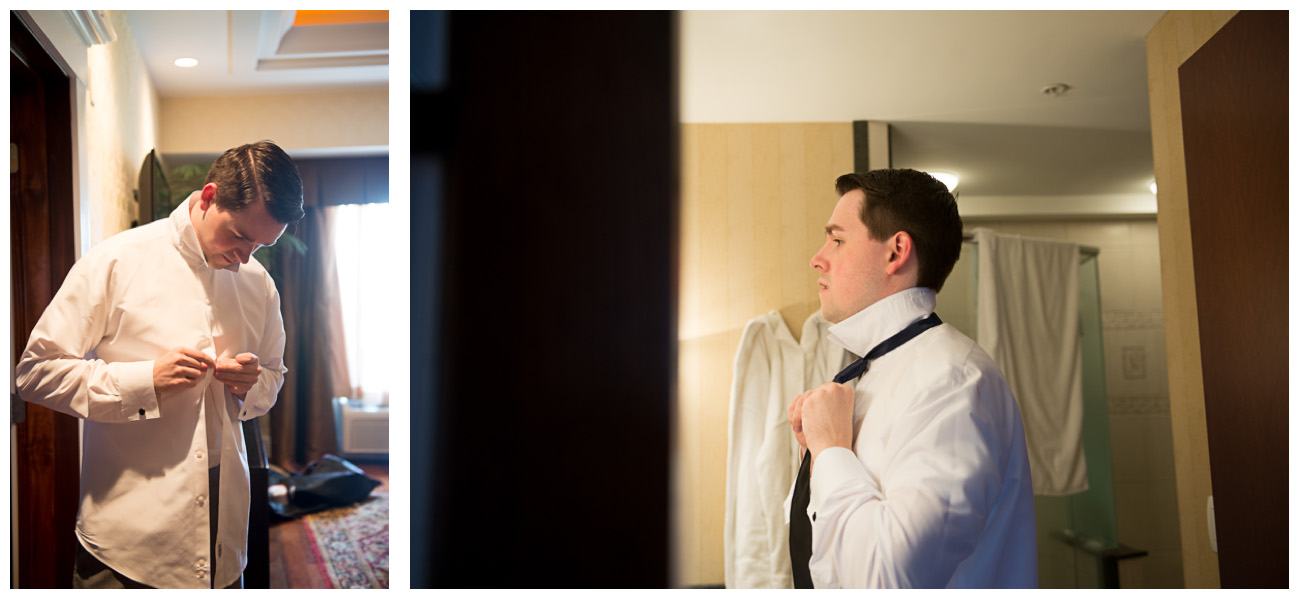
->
xmin=680 ymin=10 xmax=1167 ymax=201
xmin=125 ymin=10 xmax=388 ymax=98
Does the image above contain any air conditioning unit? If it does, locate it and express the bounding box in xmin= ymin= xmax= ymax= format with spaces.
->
xmin=333 ymin=397 xmax=389 ymax=458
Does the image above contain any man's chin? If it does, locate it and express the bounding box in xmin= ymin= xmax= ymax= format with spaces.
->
xmin=819 ymin=306 xmax=844 ymax=324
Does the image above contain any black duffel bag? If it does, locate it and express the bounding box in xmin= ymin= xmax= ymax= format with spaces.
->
xmin=269 ymin=454 xmax=381 ymax=519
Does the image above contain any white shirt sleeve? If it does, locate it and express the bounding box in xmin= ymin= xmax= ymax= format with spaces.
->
xmin=236 ymin=274 xmax=288 ymax=421
xmin=15 ymin=254 xmax=161 ymax=423
xmin=806 ymin=370 xmax=1005 ymax=588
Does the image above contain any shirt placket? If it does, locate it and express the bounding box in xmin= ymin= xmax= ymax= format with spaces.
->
xmin=196 ymin=272 xmax=219 ymax=586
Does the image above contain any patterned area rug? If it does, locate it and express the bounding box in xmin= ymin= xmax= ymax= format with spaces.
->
xmin=303 ymin=493 xmax=389 ymax=588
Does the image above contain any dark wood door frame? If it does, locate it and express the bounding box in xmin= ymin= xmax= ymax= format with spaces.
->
xmin=11 ymin=10 xmax=81 ymax=589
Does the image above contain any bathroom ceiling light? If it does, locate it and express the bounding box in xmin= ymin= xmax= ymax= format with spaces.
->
xmin=931 ymin=171 xmax=959 ymax=192
xmin=1149 ymin=180 xmax=1158 ymax=195
xmin=1041 ymin=83 xmax=1071 ymax=97
xmin=174 ymin=57 xmax=198 ymax=68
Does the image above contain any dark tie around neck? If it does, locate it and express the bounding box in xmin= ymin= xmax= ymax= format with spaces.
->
xmin=788 ymin=313 xmax=942 ymax=588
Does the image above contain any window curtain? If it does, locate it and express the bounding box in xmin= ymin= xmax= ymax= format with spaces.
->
xmin=268 ymin=156 xmax=387 ymax=468
xmin=268 ymin=205 xmax=351 ymax=467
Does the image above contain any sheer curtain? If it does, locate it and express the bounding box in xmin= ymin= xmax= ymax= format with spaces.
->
xmin=329 ymin=202 xmax=394 ymax=406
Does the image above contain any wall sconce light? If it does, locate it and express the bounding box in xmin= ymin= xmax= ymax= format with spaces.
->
xmin=1149 ymin=180 xmax=1158 ymax=195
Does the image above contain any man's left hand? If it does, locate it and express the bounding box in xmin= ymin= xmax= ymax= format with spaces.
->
xmin=214 ymin=352 xmax=261 ymax=399
xmin=799 ymin=381 xmax=856 ymax=462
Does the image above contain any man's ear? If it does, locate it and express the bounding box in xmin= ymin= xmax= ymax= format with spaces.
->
xmin=884 ymin=231 xmax=914 ymax=276
xmin=200 ymin=183 xmax=218 ymax=210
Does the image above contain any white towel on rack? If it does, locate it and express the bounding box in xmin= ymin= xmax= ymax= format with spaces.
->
xmin=974 ymin=228 xmax=1087 ymax=496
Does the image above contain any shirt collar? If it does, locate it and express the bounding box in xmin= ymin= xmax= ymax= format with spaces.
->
xmin=826 ymin=287 xmax=937 ymax=358
xmin=171 ymin=192 xmax=238 ymax=273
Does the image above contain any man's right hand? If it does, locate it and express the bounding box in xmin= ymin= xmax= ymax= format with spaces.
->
xmin=153 ymin=347 xmax=215 ymax=397
xmin=788 ymin=390 xmax=810 ymax=453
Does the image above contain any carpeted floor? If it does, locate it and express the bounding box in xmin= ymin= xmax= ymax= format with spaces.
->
xmin=302 ymin=493 xmax=389 ymax=589
xmin=270 ymin=462 xmax=388 ymax=588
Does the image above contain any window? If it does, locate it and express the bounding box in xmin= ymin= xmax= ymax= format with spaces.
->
xmin=331 ymin=202 xmax=394 ymax=407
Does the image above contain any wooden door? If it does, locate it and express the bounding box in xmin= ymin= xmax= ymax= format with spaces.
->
xmin=1179 ymin=10 xmax=1288 ymax=588
xmin=10 ymin=11 xmax=80 ymax=589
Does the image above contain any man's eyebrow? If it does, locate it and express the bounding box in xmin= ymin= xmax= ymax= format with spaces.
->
xmin=825 ymin=225 xmax=845 ymax=236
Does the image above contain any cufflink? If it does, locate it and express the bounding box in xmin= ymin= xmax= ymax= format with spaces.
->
xmin=139 ymin=408 xmax=145 ymax=416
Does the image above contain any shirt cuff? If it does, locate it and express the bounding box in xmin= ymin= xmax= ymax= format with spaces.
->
xmin=808 ymin=446 xmax=872 ymax=515
xmin=237 ymin=378 xmax=273 ymax=421
xmin=120 ymin=360 xmax=160 ymax=421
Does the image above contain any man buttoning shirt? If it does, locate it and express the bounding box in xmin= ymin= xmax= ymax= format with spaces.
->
xmin=787 ymin=169 xmax=1037 ymax=588
xmin=16 ymin=141 xmax=305 ymax=589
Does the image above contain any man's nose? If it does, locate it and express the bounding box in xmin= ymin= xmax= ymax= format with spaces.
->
xmin=237 ymin=242 xmax=259 ymax=264
xmin=810 ymin=246 xmax=827 ymax=271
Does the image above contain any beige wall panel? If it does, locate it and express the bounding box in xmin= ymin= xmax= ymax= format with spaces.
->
xmin=698 ymin=125 xmax=729 ymax=335
xmin=159 ymin=88 xmax=388 ymax=155
xmin=1145 ymin=9 xmax=1238 ymax=589
xmin=674 ymin=336 xmax=704 ymax=586
xmin=752 ymin=126 xmax=783 ymax=318
xmin=699 ymin=329 xmax=739 ymax=584
xmin=778 ymin=124 xmax=811 ymax=336
xmin=680 ymin=125 xmax=702 ymax=338
xmin=726 ymin=125 xmax=757 ymax=327
xmin=676 ymin=122 xmax=852 ymax=586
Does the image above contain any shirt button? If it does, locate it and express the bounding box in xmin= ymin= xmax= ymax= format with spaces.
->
xmin=197 ymin=495 xmax=206 ymax=508
xmin=196 ymin=558 xmax=207 ymax=569
xmin=196 ymin=450 xmax=205 ymax=461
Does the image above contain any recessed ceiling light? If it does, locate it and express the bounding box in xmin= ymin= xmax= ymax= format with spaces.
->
xmin=931 ymin=171 xmax=959 ymax=192
xmin=174 ymin=57 xmax=198 ymax=68
xmin=1041 ymin=83 xmax=1071 ymax=97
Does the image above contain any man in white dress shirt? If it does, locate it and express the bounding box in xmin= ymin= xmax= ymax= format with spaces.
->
xmin=787 ymin=169 xmax=1037 ymax=588
xmin=16 ymin=141 xmax=304 ymax=589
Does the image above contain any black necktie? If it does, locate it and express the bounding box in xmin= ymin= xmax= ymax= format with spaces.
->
xmin=789 ymin=313 xmax=942 ymax=588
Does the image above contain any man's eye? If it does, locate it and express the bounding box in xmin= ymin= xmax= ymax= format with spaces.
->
xmin=833 ymin=238 xmax=843 ymax=246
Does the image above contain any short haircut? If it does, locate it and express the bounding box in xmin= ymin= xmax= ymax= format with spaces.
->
xmin=835 ymin=169 xmax=963 ymax=292
xmin=204 ymin=140 xmax=305 ymax=224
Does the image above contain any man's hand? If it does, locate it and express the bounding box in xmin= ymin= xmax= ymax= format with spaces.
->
xmin=797 ymin=381 xmax=856 ymax=462
xmin=214 ymin=352 xmax=261 ymax=399
xmin=153 ymin=347 xmax=215 ymax=397
xmin=788 ymin=390 xmax=811 ymax=453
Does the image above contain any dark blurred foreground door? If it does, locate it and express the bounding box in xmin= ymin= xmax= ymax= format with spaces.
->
xmin=412 ymin=10 xmax=677 ymax=588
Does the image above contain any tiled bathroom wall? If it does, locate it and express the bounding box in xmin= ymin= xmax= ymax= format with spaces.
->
xmin=967 ymin=219 xmax=1182 ymax=588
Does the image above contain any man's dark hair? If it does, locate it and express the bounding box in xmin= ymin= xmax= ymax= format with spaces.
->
xmin=835 ymin=169 xmax=963 ymax=292
xmin=204 ymin=140 xmax=305 ymax=224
